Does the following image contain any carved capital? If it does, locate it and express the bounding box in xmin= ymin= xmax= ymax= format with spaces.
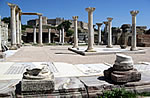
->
xmin=72 ymin=16 xmax=78 ymax=21
xmin=85 ymin=7 xmax=95 ymax=12
xmin=130 ymin=10 xmax=139 ymax=16
xmin=96 ymin=23 xmax=103 ymax=27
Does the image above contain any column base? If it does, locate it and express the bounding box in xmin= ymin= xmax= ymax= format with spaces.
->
xmin=98 ymin=42 xmax=103 ymax=45
xmin=130 ymin=47 xmax=138 ymax=51
xmin=0 ymin=52 xmax=6 ymax=58
xmin=106 ymin=45 xmax=113 ymax=48
xmin=85 ymin=48 xmax=96 ymax=52
xmin=17 ymin=44 xmax=21 ymax=48
xmin=9 ymin=45 xmax=18 ymax=50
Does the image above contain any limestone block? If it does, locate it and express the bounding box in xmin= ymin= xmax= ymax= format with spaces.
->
xmin=21 ymin=79 xmax=55 ymax=94
xmin=111 ymin=69 xmax=141 ymax=83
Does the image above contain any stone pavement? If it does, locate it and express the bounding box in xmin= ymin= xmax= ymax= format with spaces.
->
xmin=4 ymin=45 xmax=150 ymax=64
xmin=0 ymin=45 xmax=150 ymax=97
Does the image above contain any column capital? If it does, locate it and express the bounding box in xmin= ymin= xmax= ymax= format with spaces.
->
xmin=107 ymin=17 xmax=113 ymax=22
xmin=103 ymin=21 xmax=108 ymax=25
xmin=130 ymin=10 xmax=139 ymax=16
xmin=8 ymin=3 xmax=16 ymax=9
xmin=96 ymin=23 xmax=103 ymax=27
xmin=85 ymin=7 xmax=95 ymax=12
xmin=72 ymin=16 xmax=78 ymax=21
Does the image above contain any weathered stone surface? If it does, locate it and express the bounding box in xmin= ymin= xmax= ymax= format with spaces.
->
xmin=21 ymin=79 xmax=54 ymax=93
xmin=113 ymin=54 xmax=133 ymax=71
xmin=104 ymin=54 xmax=141 ymax=83
xmin=111 ymin=70 xmax=141 ymax=83
xmin=21 ymin=64 xmax=55 ymax=94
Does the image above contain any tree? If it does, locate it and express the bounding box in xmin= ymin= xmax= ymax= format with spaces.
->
xmin=2 ymin=17 xmax=10 ymax=28
xmin=57 ymin=20 xmax=72 ymax=32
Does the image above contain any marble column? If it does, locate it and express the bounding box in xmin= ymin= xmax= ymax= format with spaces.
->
xmin=96 ymin=23 xmax=103 ymax=45
xmin=0 ymin=16 xmax=2 ymax=51
xmin=85 ymin=7 xmax=96 ymax=52
xmin=38 ymin=15 xmax=42 ymax=45
xmin=16 ymin=11 xmax=20 ymax=47
xmin=19 ymin=13 xmax=22 ymax=45
xmin=59 ymin=29 xmax=61 ymax=43
xmin=48 ymin=28 xmax=51 ymax=43
xmin=72 ymin=16 xmax=78 ymax=48
xmin=8 ymin=4 xmax=18 ymax=50
xmin=0 ymin=16 xmax=5 ymax=58
xmin=33 ymin=26 xmax=36 ymax=44
xmin=107 ymin=17 xmax=113 ymax=48
xmin=130 ymin=10 xmax=139 ymax=51
xmin=62 ymin=27 xmax=64 ymax=44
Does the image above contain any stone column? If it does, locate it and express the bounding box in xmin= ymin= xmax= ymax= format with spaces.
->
xmin=16 ymin=11 xmax=20 ymax=47
xmin=59 ymin=29 xmax=61 ymax=43
xmin=72 ymin=16 xmax=78 ymax=48
xmin=96 ymin=23 xmax=103 ymax=45
xmin=85 ymin=7 xmax=96 ymax=52
xmin=107 ymin=17 xmax=113 ymax=48
xmin=19 ymin=12 xmax=22 ymax=45
xmin=8 ymin=4 xmax=17 ymax=50
xmin=0 ymin=16 xmax=5 ymax=58
xmin=48 ymin=28 xmax=51 ymax=43
xmin=0 ymin=16 xmax=2 ymax=51
xmin=33 ymin=26 xmax=36 ymax=44
xmin=62 ymin=27 xmax=64 ymax=44
xmin=130 ymin=10 xmax=139 ymax=51
xmin=38 ymin=15 xmax=42 ymax=45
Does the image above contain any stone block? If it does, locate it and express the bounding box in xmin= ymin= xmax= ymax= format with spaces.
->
xmin=111 ymin=69 xmax=141 ymax=83
xmin=21 ymin=79 xmax=55 ymax=94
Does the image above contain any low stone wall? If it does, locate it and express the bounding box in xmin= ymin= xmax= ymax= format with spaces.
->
xmin=137 ymin=34 xmax=150 ymax=47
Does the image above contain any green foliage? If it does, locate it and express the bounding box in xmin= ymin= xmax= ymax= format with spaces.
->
xmin=57 ymin=20 xmax=72 ymax=32
xmin=66 ymin=29 xmax=74 ymax=37
xmin=100 ymin=88 xmax=137 ymax=98
xmin=2 ymin=17 xmax=10 ymax=28
xmin=22 ymin=25 xmax=33 ymax=30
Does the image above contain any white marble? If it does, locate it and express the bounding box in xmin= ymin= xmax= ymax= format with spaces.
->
xmin=38 ymin=15 xmax=42 ymax=45
xmin=72 ymin=16 xmax=78 ymax=48
xmin=130 ymin=10 xmax=139 ymax=51
xmin=85 ymin=7 xmax=96 ymax=52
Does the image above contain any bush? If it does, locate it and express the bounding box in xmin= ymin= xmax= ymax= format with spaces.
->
xmin=100 ymin=88 xmax=136 ymax=98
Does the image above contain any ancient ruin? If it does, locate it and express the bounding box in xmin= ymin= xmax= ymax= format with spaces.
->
xmin=21 ymin=64 xmax=55 ymax=94
xmin=104 ymin=54 xmax=141 ymax=83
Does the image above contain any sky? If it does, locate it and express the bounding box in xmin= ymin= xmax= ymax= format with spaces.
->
xmin=0 ymin=0 xmax=150 ymax=29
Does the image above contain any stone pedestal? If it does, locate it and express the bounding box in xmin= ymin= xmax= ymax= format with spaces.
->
xmin=130 ymin=10 xmax=139 ymax=51
xmin=21 ymin=65 xmax=55 ymax=94
xmin=72 ymin=16 xmax=78 ymax=48
xmin=104 ymin=54 xmax=141 ymax=83
xmin=21 ymin=79 xmax=55 ymax=94
xmin=85 ymin=7 xmax=96 ymax=52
